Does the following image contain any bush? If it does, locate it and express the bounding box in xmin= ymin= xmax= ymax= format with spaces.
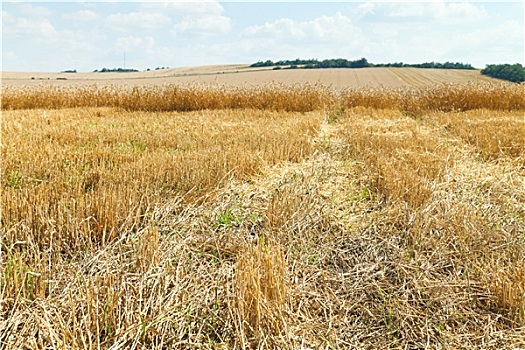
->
xmin=481 ymin=64 xmax=525 ymax=83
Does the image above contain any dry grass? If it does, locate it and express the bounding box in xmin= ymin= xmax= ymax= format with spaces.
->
xmin=1 ymin=82 xmax=524 ymax=349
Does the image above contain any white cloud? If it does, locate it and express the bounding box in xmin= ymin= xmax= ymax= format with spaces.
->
xmin=353 ymin=2 xmax=377 ymax=17
xmin=236 ymin=12 xmax=371 ymax=62
xmin=116 ymin=36 xmax=155 ymax=52
xmin=171 ymin=15 xmax=231 ymax=36
xmin=388 ymin=2 xmax=488 ymax=22
xmin=18 ymin=3 xmax=50 ymax=17
xmin=464 ymin=20 xmax=522 ymax=45
xmin=387 ymin=4 xmax=426 ymax=18
xmin=346 ymin=1 xmax=501 ymax=66
xmin=2 ymin=10 xmax=15 ymax=23
xmin=362 ymin=14 xmax=522 ymax=67
xmin=3 ymin=51 xmax=17 ymax=61
xmin=311 ymin=13 xmax=360 ymax=39
xmin=243 ymin=12 xmax=362 ymax=42
xmin=435 ymin=2 xmax=488 ymax=21
xmin=63 ymin=10 xmax=98 ymax=22
xmin=455 ymin=20 xmax=524 ymax=65
xmin=243 ymin=18 xmax=306 ymax=38
xmin=106 ymin=11 xmax=171 ymax=31
xmin=142 ymin=0 xmax=224 ymax=15
xmin=8 ymin=17 xmax=57 ymax=37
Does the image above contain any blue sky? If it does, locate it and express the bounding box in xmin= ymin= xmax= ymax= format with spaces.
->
xmin=2 ymin=1 xmax=524 ymax=72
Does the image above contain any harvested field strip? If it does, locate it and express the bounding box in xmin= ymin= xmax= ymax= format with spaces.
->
xmin=1 ymin=108 xmax=322 ymax=252
xmin=339 ymin=107 xmax=452 ymax=208
xmin=2 ymin=67 xmax=498 ymax=90
xmin=387 ymin=67 xmax=437 ymax=86
xmin=334 ymin=107 xmax=525 ymax=346
xmin=387 ymin=67 xmax=496 ymax=86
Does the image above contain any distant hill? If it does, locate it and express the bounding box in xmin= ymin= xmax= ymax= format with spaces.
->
xmin=2 ymin=65 xmax=500 ymax=90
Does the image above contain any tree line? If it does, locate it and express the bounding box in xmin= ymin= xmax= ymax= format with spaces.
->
xmin=250 ymin=58 xmax=475 ymax=70
xmin=93 ymin=67 xmax=139 ymax=73
xmin=481 ymin=64 xmax=525 ymax=83
xmin=374 ymin=61 xmax=475 ymax=69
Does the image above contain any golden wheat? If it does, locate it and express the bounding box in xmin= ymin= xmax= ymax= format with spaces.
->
xmin=3 ymin=81 xmax=524 ymax=113
xmin=341 ymin=82 xmax=525 ymax=115
xmin=1 ymin=83 xmax=337 ymax=112
xmin=427 ymin=108 xmax=525 ymax=161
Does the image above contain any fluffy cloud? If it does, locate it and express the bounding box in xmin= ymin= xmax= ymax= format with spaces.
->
xmin=352 ymin=2 xmax=378 ymax=19
xmin=434 ymin=2 xmax=488 ymax=21
xmin=106 ymin=11 xmax=172 ymax=31
xmin=171 ymin=15 xmax=231 ymax=36
xmin=62 ymin=10 xmax=98 ymax=22
xmin=311 ymin=13 xmax=361 ymax=39
xmin=7 ymin=17 xmax=57 ymax=37
xmin=3 ymin=51 xmax=17 ymax=60
xmin=386 ymin=2 xmax=488 ymax=22
xmin=452 ymin=20 xmax=524 ymax=65
xmin=107 ymin=1 xmax=228 ymax=37
xmin=236 ymin=12 xmax=373 ymax=62
xmin=462 ymin=20 xmax=522 ymax=46
xmin=18 ymin=3 xmax=50 ymax=17
xmin=2 ymin=10 xmax=15 ymax=23
xmin=142 ymin=0 xmax=225 ymax=15
xmin=243 ymin=12 xmax=362 ymax=41
xmin=242 ymin=18 xmax=305 ymax=38
xmin=116 ymin=36 xmax=155 ymax=52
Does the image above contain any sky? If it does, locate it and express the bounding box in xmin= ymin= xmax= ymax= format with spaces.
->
xmin=1 ymin=1 xmax=524 ymax=72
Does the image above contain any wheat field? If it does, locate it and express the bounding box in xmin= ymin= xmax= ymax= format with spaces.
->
xmin=1 ymin=81 xmax=524 ymax=349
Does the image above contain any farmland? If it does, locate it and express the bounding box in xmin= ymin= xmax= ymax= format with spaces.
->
xmin=1 ymin=72 xmax=525 ymax=349
xmin=2 ymin=65 xmax=498 ymax=89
